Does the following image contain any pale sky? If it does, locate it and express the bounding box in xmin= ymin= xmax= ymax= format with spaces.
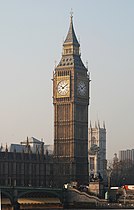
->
xmin=0 ymin=0 xmax=134 ymax=159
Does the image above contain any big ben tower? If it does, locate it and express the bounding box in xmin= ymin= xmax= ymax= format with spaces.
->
xmin=53 ymin=15 xmax=90 ymax=185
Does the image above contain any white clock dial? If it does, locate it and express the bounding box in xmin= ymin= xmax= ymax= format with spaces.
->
xmin=57 ymin=80 xmax=69 ymax=96
xmin=77 ymin=81 xmax=86 ymax=96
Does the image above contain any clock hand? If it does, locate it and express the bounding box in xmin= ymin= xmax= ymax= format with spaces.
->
xmin=63 ymin=83 xmax=68 ymax=88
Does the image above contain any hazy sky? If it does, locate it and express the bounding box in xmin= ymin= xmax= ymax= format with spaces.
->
xmin=0 ymin=0 xmax=134 ymax=159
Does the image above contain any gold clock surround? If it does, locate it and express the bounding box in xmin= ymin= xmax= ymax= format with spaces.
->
xmin=56 ymin=76 xmax=70 ymax=98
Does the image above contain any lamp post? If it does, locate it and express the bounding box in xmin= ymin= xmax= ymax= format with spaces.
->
xmin=106 ymin=167 xmax=112 ymax=190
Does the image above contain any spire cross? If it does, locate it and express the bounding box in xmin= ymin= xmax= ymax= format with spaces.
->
xmin=70 ymin=9 xmax=73 ymax=21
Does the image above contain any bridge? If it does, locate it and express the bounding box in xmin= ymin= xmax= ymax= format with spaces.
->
xmin=1 ymin=186 xmax=64 ymax=210
xmin=1 ymin=186 xmax=110 ymax=210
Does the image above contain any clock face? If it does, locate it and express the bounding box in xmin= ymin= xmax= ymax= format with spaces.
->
xmin=77 ymin=81 xmax=86 ymax=96
xmin=57 ymin=80 xmax=70 ymax=96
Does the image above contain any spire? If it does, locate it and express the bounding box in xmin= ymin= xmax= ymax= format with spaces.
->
xmin=98 ymin=120 xmax=100 ymax=128
xmin=90 ymin=121 xmax=92 ymax=128
xmin=57 ymin=13 xmax=86 ymax=68
xmin=64 ymin=13 xmax=80 ymax=46
xmin=95 ymin=121 xmax=97 ymax=128
xmin=103 ymin=121 xmax=105 ymax=129
xmin=5 ymin=143 xmax=8 ymax=152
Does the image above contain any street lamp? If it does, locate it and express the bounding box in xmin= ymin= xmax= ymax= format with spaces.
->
xmin=106 ymin=167 xmax=112 ymax=190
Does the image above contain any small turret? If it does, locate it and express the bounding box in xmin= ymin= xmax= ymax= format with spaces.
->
xmin=5 ymin=143 xmax=8 ymax=152
xmin=103 ymin=121 xmax=105 ymax=129
xmin=98 ymin=120 xmax=100 ymax=128
xmin=113 ymin=153 xmax=118 ymax=166
xmin=95 ymin=121 xmax=97 ymax=128
xmin=0 ymin=143 xmax=3 ymax=152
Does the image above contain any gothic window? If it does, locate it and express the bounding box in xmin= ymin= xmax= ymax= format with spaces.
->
xmin=91 ymin=136 xmax=96 ymax=145
xmin=58 ymin=105 xmax=64 ymax=121
xmin=90 ymin=157 xmax=95 ymax=171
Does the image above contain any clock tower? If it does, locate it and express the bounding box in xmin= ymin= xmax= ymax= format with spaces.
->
xmin=53 ymin=15 xmax=90 ymax=185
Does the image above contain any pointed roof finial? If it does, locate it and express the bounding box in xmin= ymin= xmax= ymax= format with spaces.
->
xmin=103 ymin=121 xmax=105 ymax=129
xmin=0 ymin=143 xmax=3 ymax=151
xmin=70 ymin=8 xmax=73 ymax=22
xmin=95 ymin=121 xmax=97 ymax=128
xmin=5 ymin=143 xmax=8 ymax=152
xmin=64 ymin=9 xmax=79 ymax=46
xmin=26 ymin=136 xmax=29 ymax=147
xmin=98 ymin=120 xmax=100 ymax=128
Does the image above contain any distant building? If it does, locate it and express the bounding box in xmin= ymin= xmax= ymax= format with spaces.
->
xmin=88 ymin=121 xmax=106 ymax=180
xmin=119 ymin=149 xmax=134 ymax=162
xmin=10 ymin=143 xmax=25 ymax=153
xmin=10 ymin=137 xmax=44 ymax=154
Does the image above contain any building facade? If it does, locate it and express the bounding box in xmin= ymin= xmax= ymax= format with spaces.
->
xmin=53 ymin=15 xmax=90 ymax=185
xmin=119 ymin=149 xmax=134 ymax=162
xmin=88 ymin=122 xmax=106 ymax=180
xmin=10 ymin=137 xmax=44 ymax=154
xmin=0 ymin=150 xmax=53 ymax=187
